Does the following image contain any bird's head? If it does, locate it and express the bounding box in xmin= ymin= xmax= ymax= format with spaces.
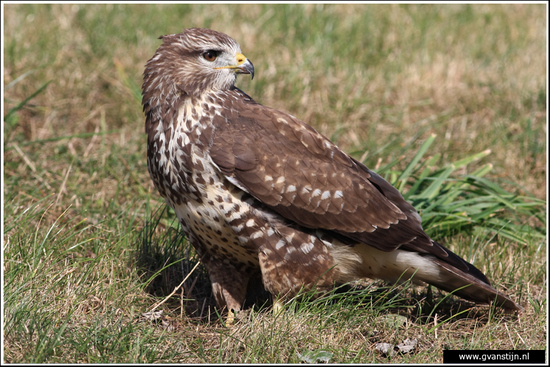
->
xmin=143 ymin=28 xmax=254 ymax=98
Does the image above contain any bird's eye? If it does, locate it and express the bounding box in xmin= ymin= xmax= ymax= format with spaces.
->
xmin=203 ymin=50 xmax=219 ymax=62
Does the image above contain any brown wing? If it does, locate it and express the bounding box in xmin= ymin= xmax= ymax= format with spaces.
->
xmin=209 ymin=91 xmax=449 ymax=257
xmin=209 ymin=90 xmax=523 ymax=311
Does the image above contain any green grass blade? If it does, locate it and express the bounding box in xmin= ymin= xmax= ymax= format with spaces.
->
xmin=4 ymin=80 xmax=52 ymax=123
xmin=396 ymin=133 xmax=436 ymax=191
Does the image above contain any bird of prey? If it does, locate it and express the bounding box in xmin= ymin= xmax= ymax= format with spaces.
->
xmin=142 ymin=28 xmax=520 ymax=321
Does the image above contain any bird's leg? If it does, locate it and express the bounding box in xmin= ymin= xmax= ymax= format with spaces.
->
xmin=203 ymin=257 xmax=252 ymax=326
xmin=225 ymin=308 xmax=236 ymax=326
xmin=211 ymin=279 xmax=247 ymax=326
xmin=272 ymin=296 xmax=284 ymax=315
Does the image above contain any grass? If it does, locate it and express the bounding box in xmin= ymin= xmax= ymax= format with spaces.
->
xmin=3 ymin=3 xmax=547 ymax=363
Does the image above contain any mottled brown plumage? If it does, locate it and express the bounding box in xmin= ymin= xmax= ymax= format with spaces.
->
xmin=142 ymin=28 xmax=521 ymax=317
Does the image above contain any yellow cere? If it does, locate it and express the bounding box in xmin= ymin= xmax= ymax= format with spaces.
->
xmin=214 ymin=53 xmax=247 ymax=70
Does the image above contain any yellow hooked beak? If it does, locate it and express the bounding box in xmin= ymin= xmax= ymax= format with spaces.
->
xmin=215 ymin=53 xmax=255 ymax=79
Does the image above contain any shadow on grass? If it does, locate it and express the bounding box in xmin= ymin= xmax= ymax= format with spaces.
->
xmin=287 ymin=279 xmax=510 ymax=329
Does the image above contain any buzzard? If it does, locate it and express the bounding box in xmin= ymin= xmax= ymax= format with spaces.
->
xmin=142 ymin=28 xmax=520 ymax=320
